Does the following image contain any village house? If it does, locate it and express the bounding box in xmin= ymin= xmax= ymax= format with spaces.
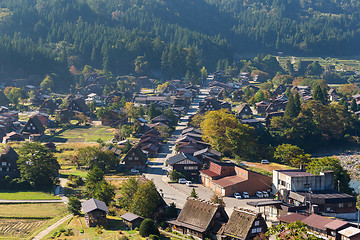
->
xmin=82 ymin=198 xmax=109 ymax=227
xmin=193 ymin=148 xmax=221 ymax=167
xmin=176 ymin=141 xmax=204 ymax=155
xmin=237 ymin=103 xmax=253 ymax=118
xmin=67 ymin=97 xmax=91 ymax=115
xmin=199 ymin=97 xmax=231 ymax=113
xmin=273 ymin=169 xmax=356 ymax=219
xmin=20 ymin=115 xmax=45 ymax=139
xmin=0 ymin=145 xmax=19 ymax=178
xmin=166 ymin=152 xmax=202 ymax=180
xmin=2 ymin=132 xmax=24 ymax=144
xmin=328 ymin=89 xmax=339 ymax=101
xmin=122 ymin=144 xmax=148 ymax=170
xmin=168 ymin=198 xmax=229 ymax=239
xmin=278 ymin=213 xmax=356 ymax=240
xmin=338 ymin=226 xmax=360 ymax=240
xmin=120 ymin=212 xmax=144 ymax=230
xmin=255 ymin=101 xmax=269 ymax=114
xmin=200 ymin=161 xmax=272 ymax=196
xmin=220 ymin=208 xmax=268 ymax=240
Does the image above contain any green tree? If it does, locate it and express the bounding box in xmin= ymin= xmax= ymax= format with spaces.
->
xmin=210 ymin=194 xmax=225 ymax=206
xmin=307 ymin=157 xmax=353 ymax=194
xmin=166 ymin=202 xmax=178 ymax=218
xmin=85 ymin=166 xmax=105 ymax=196
xmin=134 ymin=56 xmax=149 ymax=75
xmin=4 ymin=87 xmax=24 ymax=105
xmin=307 ymin=61 xmax=324 ymax=76
xmin=130 ymin=180 xmax=160 ymax=218
xmin=313 ymin=84 xmax=326 ymax=104
xmin=274 ymin=144 xmax=307 ymax=167
xmin=285 ymin=93 xmax=300 ymax=118
xmin=200 ymin=66 xmax=208 ymax=82
xmin=139 ymin=219 xmax=160 ymax=237
xmin=93 ymin=180 xmax=115 ymax=205
xmin=190 ymin=188 xmax=198 ymax=198
xmin=351 ymin=99 xmax=358 ymax=112
xmin=40 ymin=75 xmax=54 ymax=91
xmin=0 ymin=90 xmax=10 ymax=105
xmin=118 ymin=177 xmax=139 ymax=209
xmin=18 ymin=142 xmax=60 ymax=188
xmin=68 ymin=197 xmax=81 ymax=215
xmin=267 ymin=221 xmax=321 ymax=240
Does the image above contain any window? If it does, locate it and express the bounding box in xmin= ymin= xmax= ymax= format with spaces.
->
xmin=254 ymin=221 xmax=259 ymax=226
xmin=0 ymin=167 xmax=2 ymax=171
xmin=128 ymin=157 xmax=132 ymax=160
xmin=1 ymin=162 xmax=6 ymax=166
xmin=339 ymin=203 xmax=344 ymax=208
xmin=32 ymin=127 xmax=35 ymax=130
xmin=184 ymin=166 xmax=198 ymax=170
xmin=349 ymin=203 xmax=354 ymax=207
xmin=256 ymin=228 xmax=262 ymax=233
xmin=251 ymin=229 xmax=257 ymax=234
xmin=134 ymin=157 xmax=139 ymax=160
xmin=232 ymin=187 xmax=236 ymax=191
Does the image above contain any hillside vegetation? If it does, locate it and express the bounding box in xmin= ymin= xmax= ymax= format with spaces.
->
xmin=0 ymin=0 xmax=359 ymax=84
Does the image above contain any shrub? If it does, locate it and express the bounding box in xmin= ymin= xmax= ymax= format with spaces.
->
xmin=139 ymin=218 xmax=160 ymax=237
xmin=149 ymin=234 xmax=160 ymax=240
xmin=68 ymin=197 xmax=81 ymax=215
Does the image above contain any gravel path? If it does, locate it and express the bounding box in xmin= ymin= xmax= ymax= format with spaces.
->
xmin=32 ymin=214 xmax=72 ymax=240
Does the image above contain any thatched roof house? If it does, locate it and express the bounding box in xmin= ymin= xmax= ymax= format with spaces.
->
xmin=220 ymin=208 xmax=267 ymax=240
xmin=168 ymin=198 xmax=228 ymax=239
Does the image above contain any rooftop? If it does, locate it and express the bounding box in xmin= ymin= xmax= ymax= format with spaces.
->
xmin=276 ymin=169 xmax=314 ymax=177
xmin=121 ymin=212 xmax=143 ymax=222
xmin=212 ymin=175 xmax=246 ymax=188
xmin=339 ymin=227 xmax=360 ymax=237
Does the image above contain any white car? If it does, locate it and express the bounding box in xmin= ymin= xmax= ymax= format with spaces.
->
xmin=261 ymin=159 xmax=270 ymax=164
xmin=234 ymin=192 xmax=242 ymax=199
xmin=131 ymin=168 xmax=140 ymax=174
xmin=178 ymin=178 xmax=187 ymax=184
xmin=242 ymin=192 xmax=250 ymax=198
xmin=186 ymin=181 xmax=193 ymax=187
xmin=256 ymin=191 xmax=263 ymax=198
xmin=262 ymin=191 xmax=269 ymax=197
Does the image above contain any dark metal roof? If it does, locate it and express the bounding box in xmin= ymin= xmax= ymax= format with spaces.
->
xmin=81 ymin=198 xmax=109 ymax=213
xmin=166 ymin=152 xmax=202 ymax=166
xmin=121 ymin=212 xmax=143 ymax=222
xmin=247 ymin=200 xmax=282 ymax=207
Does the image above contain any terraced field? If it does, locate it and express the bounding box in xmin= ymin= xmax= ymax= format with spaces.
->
xmin=0 ymin=219 xmax=46 ymax=237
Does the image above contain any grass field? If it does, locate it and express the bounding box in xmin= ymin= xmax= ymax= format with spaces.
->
xmin=59 ymin=166 xmax=88 ymax=178
xmin=0 ymin=219 xmax=47 ymax=238
xmin=243 ymin=161 xmax=294 ymax=176
xmin=0 ymin=191 xmax=60 ymax=200
xmin=46 ymin=125 xmax=116 ymax=143
xmin=276 ymin=55 xmax=360 ymax=72
xmin=0 ymin=203 xmax=68 ymax=218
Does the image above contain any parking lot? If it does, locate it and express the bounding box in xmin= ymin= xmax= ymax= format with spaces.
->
xmin=170 ymin=182 xmax=274 ymax=215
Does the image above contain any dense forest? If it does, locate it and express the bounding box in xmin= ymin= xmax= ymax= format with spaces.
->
xmin=0 ymin=0 xmax=359 ymax=85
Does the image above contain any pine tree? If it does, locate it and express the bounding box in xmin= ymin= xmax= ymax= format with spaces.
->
xmin=285 ymin=93 xmax=298 ymax=118
xmin=313 ymin=84 xmax=325 ymax=104
xmin=190 ymin=188 xmax=198 ymax=198
xmin=351 ymin=99 xmax=358 ymax=112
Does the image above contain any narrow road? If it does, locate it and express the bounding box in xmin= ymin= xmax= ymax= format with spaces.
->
xmin=144 ymin=86 xmax=209 ymax=208
xmin=32 ymin=214 xmax=72 ymax=240
xmin=0 ymin=199 xmax=66 ymax=203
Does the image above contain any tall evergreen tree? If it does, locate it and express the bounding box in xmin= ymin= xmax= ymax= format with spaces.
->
xmin=285 ymin=93 xmax=299 ymax=118
xmin=313 ymin=84 xmax=326 ymax=104
xmin=351 ymin=99 xmax=358 ymax=112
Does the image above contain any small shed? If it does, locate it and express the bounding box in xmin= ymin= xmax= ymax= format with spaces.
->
xmin=121 ymin=212 xmax=144 ymax=230
xmin=82 ymin=198 xmax=109 ymax=227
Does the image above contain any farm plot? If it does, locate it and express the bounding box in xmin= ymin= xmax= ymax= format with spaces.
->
xmin=0 ymin=219 xmax=46 ymax=238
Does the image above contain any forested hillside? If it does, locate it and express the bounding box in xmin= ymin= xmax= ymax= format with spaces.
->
xmin=0 ymin=0 xmax=359 ymax=85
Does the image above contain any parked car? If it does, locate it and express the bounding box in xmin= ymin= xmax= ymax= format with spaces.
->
xmin=234 ymin=192 xmax=242 ymax=199
xmin=261 ymin=159 xmax=269 ymax=164
xmin=131 ymin=168 xmax=140 ymax=174
xmin=178 ymin=178 xmax=187 ymax=184
xmin=262 ymin=191 xmax=269 ymax=197
xmin=256 ymin=191 xmax=263 ymax=198
xmin=242 ymin=192 xmax=250 ymax=198
xmin=186 ymin=181 xmax=193 ymax=187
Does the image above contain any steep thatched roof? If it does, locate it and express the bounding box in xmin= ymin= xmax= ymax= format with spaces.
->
xmin=222 ymin=208 xmax=260 ymax=239
xmin=0 ymin=145 xmax=19 ymax=166
xmin=176 ymin=198 xmax=226 ymax=232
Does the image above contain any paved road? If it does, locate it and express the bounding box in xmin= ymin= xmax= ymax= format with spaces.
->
xmin=144 ymin=83 xmax=275 ymax=216
xmin=32 ymin=214 xmax=72 ymax=240
xmin=144 ymin=88 xmax=209 ymax=208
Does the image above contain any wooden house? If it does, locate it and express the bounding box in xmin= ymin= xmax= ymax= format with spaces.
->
xmin=67 ymin=98 xmax=90 ymax=115
xmin=237 ymin=103 xmax=253 ymax=118
xmin=21 ymin=116 xmax=45 ymax=138
xmin=0 ymin=145 xmax=19 ymax=178
xmin=122 ymin=144 xmax=148 ymax=170
xmin=82 ymin=198 xmax=109 ymax=227
xmin=39 ymin=99 xmax=57 ymax=112
xmin=168 ymin=198 xmax=229 ymax=239
xmin=121 ymin=212 xmax=144 ymax=230
xmin=220 ymin=208 xmax=267 ymax=240
xmin=166 ymin=153 xmax=202 ymax=179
